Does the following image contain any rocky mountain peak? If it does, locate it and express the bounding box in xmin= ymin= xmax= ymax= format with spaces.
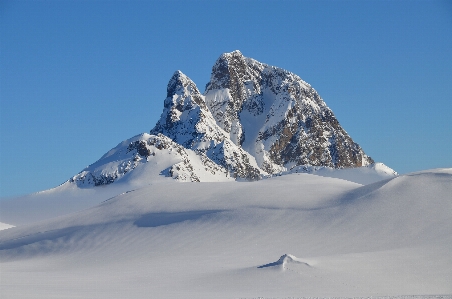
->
xmin=205 ymin=50 xmax=264 ymax=106
xmin=157 ymin=51 xmax=375 ymax=175
xmin=165 ymin=70 xmax=205 ymax=109
xmin=206 ymin=50 xmax=247 ymax=90
xmin=151 ymin=71 xmax=212 ymax=148
xmin=204 ymin=51 xmax=374 ymax=172
xmin=69 ymin=51 xmax=388 ymax=188
xmin=151 ymin=69 xmax=262 ymax=181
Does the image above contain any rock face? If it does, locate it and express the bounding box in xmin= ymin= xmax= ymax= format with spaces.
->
xmin=70 ymin=50 xmax=382 ymax=186
xmin=150 ymin=71 xmax=261 ymax=180
xmin=204 ymin=50 xmax=374 ymax=173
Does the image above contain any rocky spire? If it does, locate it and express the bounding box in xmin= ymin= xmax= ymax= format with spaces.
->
xmin=151 ymin=70 xmax=262 ymax=180
xmin=150 ymin=71 xmax=218 ymax=148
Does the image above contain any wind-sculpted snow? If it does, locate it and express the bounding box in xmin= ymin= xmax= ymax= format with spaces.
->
xmin=287 ymin=162 xmax=398 ymax=185
xmin=257 ymin=254 xmax=311 ymax=271
xmin=0 ymin=169 xmax=451 ymax=297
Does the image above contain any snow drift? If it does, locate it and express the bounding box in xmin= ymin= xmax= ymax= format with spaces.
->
xmin=0 ymin=169 xmax=451 ymax=298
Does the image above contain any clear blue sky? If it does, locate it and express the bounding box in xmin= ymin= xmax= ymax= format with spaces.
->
xmin=1 ymin=0 xmax=451 ymax=197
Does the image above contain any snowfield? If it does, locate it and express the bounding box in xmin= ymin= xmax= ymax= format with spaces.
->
xmin=0 ymin=168 xmax=451 ymax=298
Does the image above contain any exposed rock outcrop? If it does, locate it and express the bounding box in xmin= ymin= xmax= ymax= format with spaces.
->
xmin=204 ymin=50 xmax=374 ymax=174
xmin=150 ymin=70 xmax=261 ymax=180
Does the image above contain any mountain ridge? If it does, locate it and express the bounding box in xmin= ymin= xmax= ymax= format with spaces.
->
xmin=70 ymin=50 xmax=393 ymax=187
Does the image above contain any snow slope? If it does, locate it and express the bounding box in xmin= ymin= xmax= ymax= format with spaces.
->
xmin=0 ymin=162 xmax=396 ymax=226
xmin=287 ymin=162 xmax=398 ymax=185
xmin=1 ymin=169 xmax=451 ymax=298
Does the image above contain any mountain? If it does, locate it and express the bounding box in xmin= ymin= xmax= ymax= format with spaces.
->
xmin=2 ymin=51 xmax=450 ymax=298
xmin=69 ymin=50 xmax=393 ymax=187
xmin=205 ymin=50 xmax=374 ymax=173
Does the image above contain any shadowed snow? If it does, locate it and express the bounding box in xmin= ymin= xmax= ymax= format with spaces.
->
xmin=0 ymin=169 xmax=451 ymax=298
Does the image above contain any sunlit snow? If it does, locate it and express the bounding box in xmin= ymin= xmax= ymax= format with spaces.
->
xmin=1 ymin=168 xmax=451 ymax=298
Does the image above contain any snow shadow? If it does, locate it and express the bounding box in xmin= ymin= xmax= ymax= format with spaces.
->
xmin=0 ymin=226 xmax=81 ymax=251
xmin=257 ymin=260 xmax=283 ymax=268
xmin=133 ymin=210 xmax=222 ymax=228
xmin=335 ymin=177 xmax=393 ymax=205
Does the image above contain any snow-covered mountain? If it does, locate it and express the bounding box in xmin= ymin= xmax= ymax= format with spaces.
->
xmin=70 ymin=132 xmax=233 ymax=186
xmin=70 ymin=51 xmax=394 ymax=186
xmin=2 ymin=51 xmax=451 ymax=298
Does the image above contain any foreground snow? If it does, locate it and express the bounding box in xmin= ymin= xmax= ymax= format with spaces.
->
xmin=0 ymin=162 xmax=396 ymax=226
xmin=0 ymin=169 xmax=451 ymax=298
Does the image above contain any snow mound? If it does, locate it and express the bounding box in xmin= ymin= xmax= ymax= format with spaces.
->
xmin=286 ymin=162 xmax=398 ymax=185
xmin=258 ymin=254 xmax=311 ymax=270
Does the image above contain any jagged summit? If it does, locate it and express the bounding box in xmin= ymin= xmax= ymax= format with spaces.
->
xmin=151 ymin=69 xmax=261 ymax=180
xmin=205 ymin=50 xmax=255 ymax=96
xmin=204 ymin=50 xmax=374 ymax=173
xmin=166 ymin=70 xmax=205 ymax=106
xmin=151 ymin=71 xmax=214 ymax=148
xmin=69 ymin=51 xmax=391 ymax=187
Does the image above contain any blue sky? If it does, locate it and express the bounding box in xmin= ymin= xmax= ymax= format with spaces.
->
xmin=1 ymin=0 xmax=451 ymax=197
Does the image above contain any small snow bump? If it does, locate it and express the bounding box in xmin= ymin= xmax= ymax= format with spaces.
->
xmin=257 ymin=254 xmax=311 ymax=270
